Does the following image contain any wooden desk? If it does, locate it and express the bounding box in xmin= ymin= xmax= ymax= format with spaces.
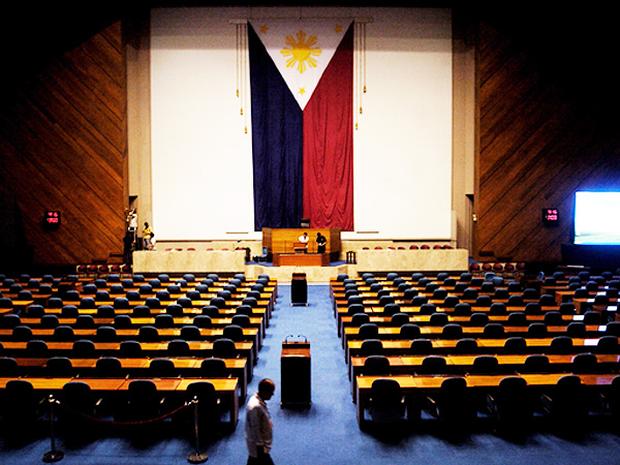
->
xmin=355 ymin=373 xmax=618 ymax=425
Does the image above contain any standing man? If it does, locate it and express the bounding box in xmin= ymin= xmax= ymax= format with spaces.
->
xmin=297 ymin=232 xmax=309 ymax=253
xmin=316 ymin=232 xmax=327 ymax=254
xmin=245 ymin=378 xmax=276 ymax=465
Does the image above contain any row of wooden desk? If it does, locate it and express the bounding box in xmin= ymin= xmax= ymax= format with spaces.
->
xmin=0 ymin=376 xmax=239 ymax=426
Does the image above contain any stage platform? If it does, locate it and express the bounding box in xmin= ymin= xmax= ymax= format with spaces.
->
xmin=133 ymin=247 xmax=469 ymax=283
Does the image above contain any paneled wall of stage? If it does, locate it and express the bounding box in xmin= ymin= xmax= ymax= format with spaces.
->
xmin=0 ymin=18 xmax=126 ymax=267
xmin=476 ymin=11 xmax=620 ymax=263
xmin=150 ymin=7 xmax=453 ymax=241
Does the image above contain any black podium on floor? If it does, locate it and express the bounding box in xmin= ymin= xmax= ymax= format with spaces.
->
xmin=291 ymin=272 xmax=307 ymax=306
xmin=280 ymin=336 xmax=311 ymax=408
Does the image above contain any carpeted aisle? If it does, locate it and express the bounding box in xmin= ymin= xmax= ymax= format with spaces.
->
xmin=1 ymin=284 xmax=620 ymax=465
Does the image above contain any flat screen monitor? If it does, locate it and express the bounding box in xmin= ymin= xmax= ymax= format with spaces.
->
xmin=574 ymin=191 xmax=620 ymax=245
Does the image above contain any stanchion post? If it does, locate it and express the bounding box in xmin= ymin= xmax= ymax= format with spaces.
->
xmin=187 ymin=396 xmax=208 ymax=463
xmin=43 ymin=395 xmax=64 ymax=463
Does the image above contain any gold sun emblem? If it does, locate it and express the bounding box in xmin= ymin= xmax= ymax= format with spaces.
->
xmin=280 ymin=30 xmax=321 ymax=74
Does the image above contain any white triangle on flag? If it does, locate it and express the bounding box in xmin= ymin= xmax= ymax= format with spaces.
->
xmin=250 ymin=19 xmax=351 ymax=110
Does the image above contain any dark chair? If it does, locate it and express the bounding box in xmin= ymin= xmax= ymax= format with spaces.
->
xmin=178 ymin=297 xmax=194 ymax=308
xmin=60 ymin=381 xmax=98 ymax=436
xmin=26 ymin=304 xmax=45 ymax=318
xmin=46 ymin=356 xmax=74 ymax=376
xmin=212 ymin=338 xmax=236 ymax=358
xmin=470 ymin=355 xmax=499 ymax=374
xmin=223 ymin=324 xmax=244 ymax=342
xmin=442 ymin=323 xmax=463 ymax=340
xmin=47 ymin=297 xmax=64 ymax=309
xmin=166 ymin=304 xmax=184 ymax=317
xmin=0 ymin=357 xmax=18 ymax=376
xmin=155 ymin=314 xmax=174 ymax=328
xmin=412 ymin=296 xmax=429 ymax=307
xmin=475 ymin=295 xmax=492 ymax=307
xmin=193 ymin=316 xmax=213 ymax=329
xmin=114 ymin=297 xmax=130 ymax=310
xmin=26 ymin=339 xmax=49 ymax=357
xmin=156 ymin=290 xmax=171 ymax=301
xmin=549 ymin=336 xmax=573 ymax=354
xmin=185 ymin=381 xmax=221 ymax=435
xmin=503 ymin=336 xmax=526 ymax=354
xmin=362 ymin=355 xmax=391 ymax=376
xmin=79 ymin=297 xmax=96 ymax=309
xmin=235 ymin=305 xmax=252 ymax=317
xmin=96 ymin=326 xmax=117 ymax=342
xmin=571 ymin=352 xmax=598 ymax=373
xmin=119 ymin=340 xmax=143 ymax=358
xmin=469 ymin=312 xmax=489 ymax=326
xmin=139 ymin=325 xmax=159 ymax=342
xmin=367 ymin=378 xmax=407 ymax=426
xmin=487 ymin=376 xmax=530 ymax=436
xmin=419 ymin=355 xmax=448 ymax=375
xmin=125 ymin=380 xmax=162 ymax=420
xmin=455 ymin=338 xmax=478 ymax=354
xmin=567 ymin=321 xmax=586 ymax=338
xmin=429 ymin=312 xmax=448 ymax=326
xmin=232 ymin=314 xmax=251 ymax=328
xmin=409 ymin=338 xmax=433 ymax=355
xmin=360 ymin=339 xmax=383 ymax=356
xmin=453 ymin=303 xmax=471 ymax=315
xmin=95 ymin=290 xmax=110 ymax=302
xmin=383 ymin=303 xmax=401 ymax=316
xmin=583 ymin=311 xmax=601 ymax=325
xmin=541 ymin=375 xmax=588 ymax=433
xmin=483 ymin=323 xmax=505 ymax=338
xmin=524 ymin=303 xmax=541 ymax=315
xmin=605 ymin=321 xmax=620 ymax=336
xmin=73 ymin=339 xmax=96 ymax=357
xmin=0 ymin=314 xmax=20 ymax=329
xmin=96 ymin=305 xmax=116 ymax=318
xmin=432 ymin=289 xmax=448 ymax=300
xmin=399 ymin=323 xmax=421 ymax=339
xmin=2 ymin=380 xmax=38 ymax=435
xmin=180 ymin=325 xmax=202 ymax=340
xmin=507 ymin=295 xmax=524 ymax=306
xmin=168 ymin=339 xmax=190 ymax=356
xmin=41 ymin=314 xmax=59 ymax=328
xmin=114 ymin=314 xmax=132 ymax=329
xmin=359 ymin=323 xmax=379 ymax=340
xmin=76 ymin=314 xmax=95 ymax=329
xmin=95 ymin=357 xmax=123 ymax=377
xmin=145 ymin=297 xmax=162 ymax=309
xmin=559 ymin=302 xmax=576 ymax=315
xmin=202 ymin=305 xmax=220 ymax=318
xmin=12 ymin=325 xmax=33 ymax=341
xmin=132 ymin=305 xmax=151 ymax=317
xmin=427 ymin=377 xmax=473 ymax=433
xmin=543 ymin=311 xmax=563 ymax=326
xmin=351 ymin=313 xmax=370 ymax=326
xmin=53 ymin=325 xmax=75 ymax=341
xmin=200 ymin=358 xmax=228 ymax=377
xmin=149 ymin=358 xmax=177 ymax=377
xmin=527 ymin=322 xmax=547 ymax=337
xmin=521 ymin=354 xmax=550 ymax=373
xmin=596 ymin=335 xmax=619 ymax=354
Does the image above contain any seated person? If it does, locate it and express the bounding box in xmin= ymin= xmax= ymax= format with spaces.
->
xmin=297 ymin=232 xmax=309 ymax=253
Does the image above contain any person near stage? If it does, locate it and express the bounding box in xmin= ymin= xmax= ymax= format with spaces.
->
xmin=297 ymin=231 xmax=309 ymax=253
xmin=316 ymin=232 xmax=327 ymax=254
xmin=142 ymin=222 xmax=154 ymax=250
xmin=245 ymin=378 xmax=276 ymax=465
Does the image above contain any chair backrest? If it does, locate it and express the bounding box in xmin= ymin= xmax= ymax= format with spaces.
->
xmin=399 ymin=323 xmax=421 ymax=339
xmin=469 ymin=312 xmax=489 ymax=326
xmin=351 ymin=313 xmax=370 ymax=326
xmin=95 ymin=357 xmax=123 ymax=377
xmin=483 ymin=323 xmax=505 ymax=338
xmin=12 ymin=325 xmax=33 ymax=341
xmin=550 ymin=335 xmax=573 ymax=354
xmin=527 ymin=322 xmax=547 ymax=337
xmin=571 ymin=352 xmax=598 ymax=373
xmin=73 ymin=339 xmax=96 ymax=357
xmin=453 ymin=302 xmax=471 ymax=315
xmin=429 ymin=312 xmax=448 ymax=326
xmin=503 ymin=336 xmax=526 ymax=354
xmin=232 ymin=314 xmax=251 ymax=328
xmin=41 ymin=314 xmax=59 ymax=328
xmin=442 ymin=323 xmax=463 ymax=340
xmin=358 ymin=323 xmax=379 ymax=340
xmin=369 ymin=378 xmax=403 ymax=415
xmin=96 ymin=325 xmax=117 ymax=342
xmin=149 ymin=358 xmax=176 ymax=377
xmin=47 ymin=356 xmax=73 ymax=376
xmin=360 ymin=339 xmax=383 ymax=356
xmin=223 ymin=324 xmax=244 ymax=341
xmin=193 ymin=315 xmax=213 ymax=329
xmin=180 ymin=325 xmax=202 ymax=340
xmin=420 ymin=355 xmax=448 ymax=375
xmin=201 ymin=305 xmax=220 ymax=317
xmin=455 ymin=338 xmax=478 ymax=354
xmin=132 ymin=305 xmax=151 ymax=317
xmin=522 ymin=354 xmax=550 ymax=373
xmin=362 ymin=355 xmax=390 ymax=376
xmin=166 ymin=304 xmax=184 ymax=317
xmin=200 ymin=358 xmax=227 ymax=377
xmin=26 ymin=339 xmax=49 ymax=357
xmin=119 ymin=340 xmax=143 ymax=358
xmin=96 ymin=305 xmax=115 ymax=318
xmin=0 ymin=357 xmax=18 ymax=376
xmin=76 ymin=314 xmax=95 ymax=328
xmin=409 ymin=338 xmax=433 ymax=355
xmin=168 ymin=339 xmax=190 ymax=356
xmin=213 ymin=338 xmax=236 ymax=358
xmin=155 ymin=314 xmax=174 ymax=328
xmin=597 ymin=335 xmax=619 ymax=354
xmin=53 ymin=325 xmax=75 ymax=341
xmin=471 ymin=355 xmax=499 ymax=374
xmin=139 ymin=325 xmax=160 ymax=342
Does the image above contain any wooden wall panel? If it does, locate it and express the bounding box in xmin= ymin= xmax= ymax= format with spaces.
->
xmin=477 ymin=18 xmax=620 ymax=263
xmin=0 ymin=21 xmax=126 ymax=267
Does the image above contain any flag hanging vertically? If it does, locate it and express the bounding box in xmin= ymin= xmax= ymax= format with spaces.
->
xmin=248 ymin=20 xmax=354 ymax=231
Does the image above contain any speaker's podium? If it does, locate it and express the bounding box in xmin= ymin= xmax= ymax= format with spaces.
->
xmin=291 ymin=272 xmax=307 ymax=306
xmin=280 ymin=336 xmax=311 ymax=408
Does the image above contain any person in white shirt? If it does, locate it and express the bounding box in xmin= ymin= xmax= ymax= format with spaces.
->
xmin=245 ymin=378 xmax=276 ymax=465
xmin=297 ymin=232 xmax=309 ymax=253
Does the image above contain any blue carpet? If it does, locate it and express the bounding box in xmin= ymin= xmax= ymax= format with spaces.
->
xmin=1 ymin=285 xmax=620 ymax=464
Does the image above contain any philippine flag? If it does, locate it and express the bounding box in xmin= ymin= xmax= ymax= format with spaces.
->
xmin=248 ymin=20 xmax=354 ymax=231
